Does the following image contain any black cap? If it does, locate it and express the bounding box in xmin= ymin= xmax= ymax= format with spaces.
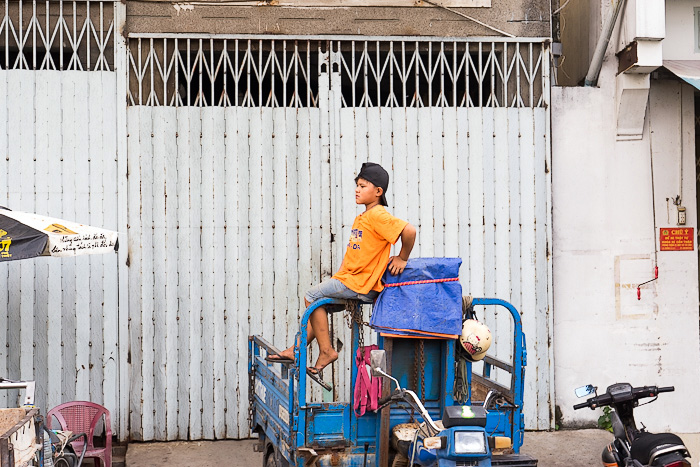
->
xmin=355 ymin=162 xmax=389 ymax=206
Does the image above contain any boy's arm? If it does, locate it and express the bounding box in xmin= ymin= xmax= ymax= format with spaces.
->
xmin=387 ymin=223 xmax=416 ymax=275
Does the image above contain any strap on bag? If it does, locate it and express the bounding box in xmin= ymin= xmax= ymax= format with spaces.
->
xmin=354 ymin=344 xmax=381 ymax=416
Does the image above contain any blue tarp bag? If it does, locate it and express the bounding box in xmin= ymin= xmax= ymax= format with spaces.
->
xmin=370 ymin=257 xmax=462 ymax=337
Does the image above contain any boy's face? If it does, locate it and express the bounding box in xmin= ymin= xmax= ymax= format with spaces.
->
xmin=355 ymin=178 xmax=383 ymax=205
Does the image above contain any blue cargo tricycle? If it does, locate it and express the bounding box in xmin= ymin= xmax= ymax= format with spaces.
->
xmin=249 ymin=297 xmax=537 ymax=467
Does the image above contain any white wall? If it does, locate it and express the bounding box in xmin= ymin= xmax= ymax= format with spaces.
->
xmin=663 ymin=0 xmax=700 ymax=60
xmin=551 ymin=57 xmax=700 ymax=434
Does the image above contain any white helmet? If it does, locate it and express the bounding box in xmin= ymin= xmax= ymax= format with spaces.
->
xmin=460 ymin=319 xmax=492 ymax=362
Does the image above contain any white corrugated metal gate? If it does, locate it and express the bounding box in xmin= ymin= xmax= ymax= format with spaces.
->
xmin=0 ymin=13 xmax=552 ymax=441
xmin=126 ymin=36 xmax=553 ymax=440
xmin=0 ymin=0 xmax=129 ymax=438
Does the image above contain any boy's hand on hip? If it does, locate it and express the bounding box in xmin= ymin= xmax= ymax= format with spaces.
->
xmin=388 ymin=256 xmax=407 ymax=275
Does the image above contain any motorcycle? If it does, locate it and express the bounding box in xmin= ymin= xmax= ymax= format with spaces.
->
xmin=573 ymin=382 xmax=691 ymax=467
xmin=371 ymin=349 xmax=529 ymax=467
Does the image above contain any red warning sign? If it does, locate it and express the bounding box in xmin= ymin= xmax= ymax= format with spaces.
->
xmin=659 ymin=228 xmax=694 ymax=251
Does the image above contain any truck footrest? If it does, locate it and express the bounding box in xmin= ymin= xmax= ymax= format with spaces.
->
xmin=491 ymin=454 xmax=538 ymax=466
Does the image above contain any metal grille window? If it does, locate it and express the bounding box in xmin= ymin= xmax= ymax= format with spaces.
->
xmin=334 ymin=40 xmax=546 ymax=108
xmin=128 ymin=38 xmax=322 ymax=107
xmin=0 ymin=0 xmax=115 ymax=71
xmin=127 ymin=36 xmax=549 ymax=109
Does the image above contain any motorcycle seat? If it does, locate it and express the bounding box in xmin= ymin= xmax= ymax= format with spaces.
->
xmin=630 ymin=432 xmax=687 ymax=465
xmin=442 ymin=405 xmax=487 ymax=428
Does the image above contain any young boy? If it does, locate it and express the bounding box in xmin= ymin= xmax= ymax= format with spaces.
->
xmin=269 ymin=162 xmax=416 ymax=385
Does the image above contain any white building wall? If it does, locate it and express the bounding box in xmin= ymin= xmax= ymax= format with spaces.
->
xmin=552 ymin=56 xmax=700 ymax=440
xmin=663 ymin=0 xmax=700 ymax=60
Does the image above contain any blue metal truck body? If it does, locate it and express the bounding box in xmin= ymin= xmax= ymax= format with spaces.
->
xmin=249 ymin=298 xmax=535 ymax=467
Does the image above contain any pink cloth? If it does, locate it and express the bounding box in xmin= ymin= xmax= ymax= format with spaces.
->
xmin=354 ymin=344 xmax=382 ymax=417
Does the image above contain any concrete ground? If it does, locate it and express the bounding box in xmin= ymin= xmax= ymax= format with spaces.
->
xmin=125 ymin=429 xmax=614 ymax=467
xmin=519 ymin=429 xmax=612 ymax=466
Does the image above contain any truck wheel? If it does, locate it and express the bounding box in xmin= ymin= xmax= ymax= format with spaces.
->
xmin=265 ymin=447 xmax=278 ymax=467
xmin=391 ymin=454 xmax=408 ymax=467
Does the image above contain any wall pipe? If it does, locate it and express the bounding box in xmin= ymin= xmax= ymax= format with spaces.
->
xmin=584 ymin=0 xmax=628 ymax=87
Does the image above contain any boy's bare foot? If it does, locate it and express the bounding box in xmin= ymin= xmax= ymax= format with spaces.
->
xmin=311 ymin=348 xmax=338 ymax=372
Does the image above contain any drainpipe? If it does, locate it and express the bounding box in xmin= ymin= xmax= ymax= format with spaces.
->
xmin=584 ymin=0 xmax=628 ymax=87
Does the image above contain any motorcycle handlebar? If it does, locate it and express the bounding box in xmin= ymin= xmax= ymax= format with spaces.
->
xmin=572 ymin=393 xmax=611 ymax=410
xmin=573 ymin=384 xmax=675 ymax=410
xmin=378 ymin=394 xmax=393 ymax=406
xmin=632 ymin=385 xmax=675 ymax=398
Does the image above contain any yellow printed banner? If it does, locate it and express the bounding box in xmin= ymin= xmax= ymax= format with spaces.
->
xmin=0 ymin=209 xmax=118 ymax=261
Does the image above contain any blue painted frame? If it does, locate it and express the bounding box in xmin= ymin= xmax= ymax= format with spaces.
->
xmin=250 ymin=296 xmax=528 ymax=467
xmin=294 ymin=299 xmax=351 ymax=450
xmin=468 ymin=298 xmax=527 ymax=451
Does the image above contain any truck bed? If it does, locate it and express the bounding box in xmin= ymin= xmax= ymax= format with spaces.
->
xmin=249 ymin=334 xmax=378 ymax=464
xmin=249 ymin=336 xmax=293 ymax=450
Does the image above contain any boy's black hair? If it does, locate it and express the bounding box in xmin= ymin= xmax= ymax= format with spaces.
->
xmin=355 ymin=162 xmax=389 ymax=206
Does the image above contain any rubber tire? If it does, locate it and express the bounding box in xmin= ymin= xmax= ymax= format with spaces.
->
xmin=266 ymin=448 xmax=278 ymax=467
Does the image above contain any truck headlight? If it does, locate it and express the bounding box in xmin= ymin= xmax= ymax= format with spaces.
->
xmin=454 ymin=432 xmax=487 ymax=454
xmin=423 ymin=436 xmax=446 ymax=450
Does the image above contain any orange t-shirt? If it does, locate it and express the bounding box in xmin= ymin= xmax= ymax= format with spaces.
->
xmin=332 ymin=206 xmax=408 ymax=295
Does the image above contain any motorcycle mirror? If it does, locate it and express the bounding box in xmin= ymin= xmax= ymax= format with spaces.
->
xmin=370 ymin=350 xmax=387 ymax=377
xmin=574 ymin=384 xmax=596 ymax=398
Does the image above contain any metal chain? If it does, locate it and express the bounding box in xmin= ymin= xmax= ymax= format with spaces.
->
xmin=248 ymin=365 xmax=255 ymax=427
xmin=411 ymin=339 xmax=426 ymax=400
xmin=412 ymin=341 xmax=419 ymax=393
xmin=409 ymin=341 xmax=420 ymax=423
xmin=419 ymin=339 xmax=425 ymax=401
xmin=344 ymin=300 xmax=369 ymax=326
xmin=344 ymin=300 xmax=365 ymax=351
